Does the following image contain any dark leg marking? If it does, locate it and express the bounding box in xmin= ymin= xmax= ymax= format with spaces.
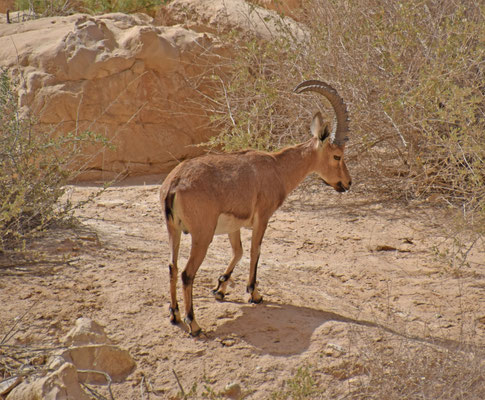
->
xmin=246 ymin=283 xmax=255 ymax=294
xmin=212 ymin=274 xmax=230 ymax=301
xmin=248 ymin=253 xmax=263 ymax=303
xmin=248 ymin=254 xmax=260 ymax=288
xmin=181 ymin=270 xmax=193 ymax=286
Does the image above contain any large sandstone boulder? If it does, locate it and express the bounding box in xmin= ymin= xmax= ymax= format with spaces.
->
xmin=0 ymin=2 xmax=304 ymax=179
xmin=0 ymin=13 xmax=223 ymax=179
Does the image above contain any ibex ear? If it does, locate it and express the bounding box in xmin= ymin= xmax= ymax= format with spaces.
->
xmin=310 ymin=112 xmax=329 ymax=142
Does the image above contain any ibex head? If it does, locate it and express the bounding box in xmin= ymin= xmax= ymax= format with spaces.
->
xmin=295 ymin=80 xmax=352 ymax=193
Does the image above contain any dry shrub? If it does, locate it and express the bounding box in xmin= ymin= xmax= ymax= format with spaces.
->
xmin=207 ymin=0 xmax=484 ymax=229
xmin=350 ymin=333 xmax=485 ymax=400
xmin=13 ymin=0 xmax=165 ymax=16
xmin=273 ymin=331 xmax=485 ymax=399
xmin=0 ymin=69 xmax=107 ymax=250
xmin=206 ymin=35 xmax=314 ymax=152
xmin=305 ymin=0 xmax=484 ymax=213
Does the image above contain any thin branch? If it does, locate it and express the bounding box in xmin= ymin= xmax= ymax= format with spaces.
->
xmin=219 ymin=77 xmax=236 ymax=128
xmin=172 ymin=369 xmax=185 ymax=398
xmin=77 ymin=369 xmax=114 ymax=400
xmin=0 ymin=258 xmax=80 ymax=270
xmin=82 ymin=383 xmax=110 ymax=400
xmin=0 ymin=300 xmax=39 ymax=345
xmin=383 ymin=110 xmax=407 ymax=148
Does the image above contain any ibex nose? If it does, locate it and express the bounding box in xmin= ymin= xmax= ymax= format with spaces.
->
xmin=336 ymin=181 xmax=351 ymax=193
xmin=336 ymin=182 xmax=346 ymax=193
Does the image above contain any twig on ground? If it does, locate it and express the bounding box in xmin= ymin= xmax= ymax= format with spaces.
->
xmin=82 ymin=383 xmax=110 ymax=400
xmin=140 ymin=374 xmax=148 ymax=400
xmin=172 ymin=369 xmax=186 ymax=398
xmin=0 ymin=300 xmax=39 ymax=345
xmin=77 ymin=369 xmax=114 ymax=400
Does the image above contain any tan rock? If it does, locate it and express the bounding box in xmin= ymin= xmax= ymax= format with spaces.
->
xmin=61 ymin=344 xmax=136 ymax=384
xmin=6 ymin=363 xmax=90 ymax=400
xmin=63 ymin=317 xmax=111 ymax=346
xmin=223 ymin=382 xmax=242 ymax=399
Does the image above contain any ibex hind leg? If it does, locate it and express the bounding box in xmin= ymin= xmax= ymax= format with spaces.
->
xmin=167 ymin=221 xmax=182 ymax=324
xmin=247 ymin=220 xmax=267 ymax=304
xmin=212 ymin=230 xmax=243 ymax=301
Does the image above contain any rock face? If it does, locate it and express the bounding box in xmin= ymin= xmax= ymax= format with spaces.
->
xmin=0 ymin=2 xmax=304 ymax=179
xmin=0 ymin=13 xmax=223 ymax=179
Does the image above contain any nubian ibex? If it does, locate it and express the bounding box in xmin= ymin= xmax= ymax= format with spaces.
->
xmin=160 ymin=80 xmax=351 ymax=336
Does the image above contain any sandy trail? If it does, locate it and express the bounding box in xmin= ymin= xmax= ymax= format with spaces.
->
xmin=1 ymin=177 xmax=484 ymax=398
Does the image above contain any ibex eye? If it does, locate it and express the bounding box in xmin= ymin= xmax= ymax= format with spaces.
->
xmin=334 ymin=155 xmax=341 ymax=161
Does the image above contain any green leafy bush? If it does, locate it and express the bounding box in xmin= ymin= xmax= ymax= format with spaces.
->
xmin=0 ymin=69 xmax=106 ymax=249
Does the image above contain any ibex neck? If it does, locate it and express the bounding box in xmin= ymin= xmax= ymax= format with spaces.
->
xmin=273 ymin=138 xmax=317 ymax=195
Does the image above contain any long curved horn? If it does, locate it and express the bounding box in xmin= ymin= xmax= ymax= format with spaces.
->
xmin=294 ymin=80 xmax=349 ymax=146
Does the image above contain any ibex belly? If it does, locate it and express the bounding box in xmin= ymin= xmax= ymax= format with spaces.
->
xmin=215 ymin=213 xmax=251 ymax=235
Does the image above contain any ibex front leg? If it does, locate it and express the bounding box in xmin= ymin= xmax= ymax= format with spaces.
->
xmin=247 ymin=219 xmax=268 ymax=304
xmin=213 ymin=230 xmax=243 ymax=301
xmin=181 ymin=234 xmax=212 ymax=336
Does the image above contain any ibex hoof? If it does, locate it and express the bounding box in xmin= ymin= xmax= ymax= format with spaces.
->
xmin=212 ymin=289 xmax=225 ymax=301
xmin=249 ymin=296 xmax=263 ymax=304
xmin=185 ymin=317 xmax=202 ymax=337
xmin=189 ymin=327 xmax=202 ymax=337
xmin=169 ymin=306 xmax=181 ymax=324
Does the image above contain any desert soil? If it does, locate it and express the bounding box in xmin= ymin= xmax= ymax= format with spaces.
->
xmin=1 ymin=175 xmax=484 ymax=399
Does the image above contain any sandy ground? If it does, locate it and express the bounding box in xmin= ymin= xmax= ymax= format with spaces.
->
xmin=1 ymin=175 xmax=484 ymax=399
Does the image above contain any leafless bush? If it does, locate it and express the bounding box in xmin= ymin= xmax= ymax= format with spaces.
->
xmin=349 ymin=331 xmax=485 ymax=400
xmin=205 ymin=0 xmax=484 ymax=230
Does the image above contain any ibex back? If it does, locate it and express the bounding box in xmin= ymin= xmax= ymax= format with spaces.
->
xmin=160 ymin=80 xmax=351 ymax=336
